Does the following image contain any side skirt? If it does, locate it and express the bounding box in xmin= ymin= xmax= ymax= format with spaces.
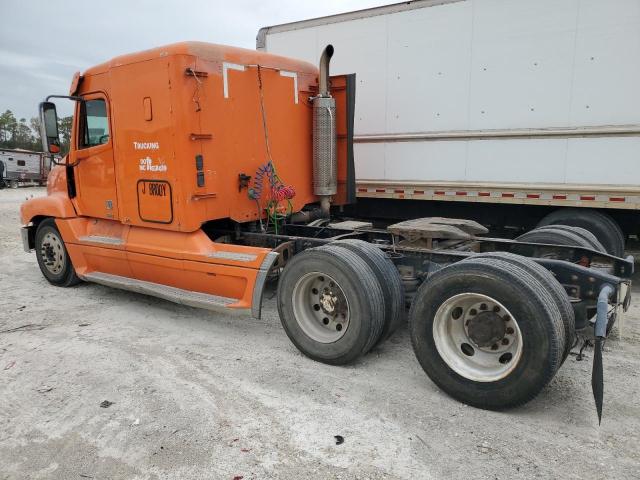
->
xmin=81 ymin=271 xmax=248 ymax=315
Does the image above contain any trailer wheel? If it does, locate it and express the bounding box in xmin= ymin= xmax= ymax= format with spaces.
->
xmin=409 ymin=258 xmax=564 ymax=409
xmin=332 ymin=239 xmax=405 ymax=344
xmin=10 ymin=180 xmax=18 ymax=189
xmin=35 ymin=218 xmax=81 ymax=287
xmin=532 ymin=225 xmax=606 ymax=253
xmin=464 ymin=253 xmax=575 ymax=365
xmin=277 ymin=246 xmax=385 ymax=365
xmin=537 ymin=209 xmax=625 ymax=257
xmin=516 ymin=226 xmax=593 ymax=251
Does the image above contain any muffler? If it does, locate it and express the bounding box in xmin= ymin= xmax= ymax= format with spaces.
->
xmin=313 ymin=45 xmax=336 ymax=216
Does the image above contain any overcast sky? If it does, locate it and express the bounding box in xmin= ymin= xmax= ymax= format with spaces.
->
xmin=0 ymin=0 xmax=389 ymax=121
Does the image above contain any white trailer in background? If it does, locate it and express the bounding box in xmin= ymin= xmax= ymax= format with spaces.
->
xmin=0 ymin=149 xmax=51 ymax=188
xmin=258 ymin=0 xmax=640 ymax=255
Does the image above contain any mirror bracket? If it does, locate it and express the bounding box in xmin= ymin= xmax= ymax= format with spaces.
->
xmin=45 ymin=94 xmax=84 ymax=102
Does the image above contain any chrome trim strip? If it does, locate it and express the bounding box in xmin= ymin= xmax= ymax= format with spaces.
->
xmin=208 ymin=251 xmax=258 ymax=262
xmin=78 ymin=235 xmax=124 ymax=246
xmin=82 ymin=271 xmax=245 ymax=314
xmin=355 ymin=125 xmax=640 ymax=143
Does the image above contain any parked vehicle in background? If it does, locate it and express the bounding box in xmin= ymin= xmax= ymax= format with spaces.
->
xmin=258 ymin=0 xmax=640 ymax=256
xmin=0 ymin=148 xmax=53 ymax=188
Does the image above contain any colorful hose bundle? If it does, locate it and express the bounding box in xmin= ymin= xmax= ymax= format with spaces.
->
xmin=248 ymin=160 xmax=295 ymax=233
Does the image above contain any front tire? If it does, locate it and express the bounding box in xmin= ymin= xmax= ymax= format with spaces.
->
xmin=409 ymin=258 xmax=564 ymax=410
xmin=35 ymin=218 xmax=81 ymax=287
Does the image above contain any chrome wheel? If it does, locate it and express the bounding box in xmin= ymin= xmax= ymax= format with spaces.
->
xmin=39 ymin=231 xmax=66 ymax=275
xmin=292 ymin=272 xmax=350 ymax=343
xmin=433 ymin=293 xmax=523 ymax=382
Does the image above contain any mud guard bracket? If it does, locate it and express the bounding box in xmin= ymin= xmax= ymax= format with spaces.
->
xmin=251 ymin=251 xmax=280 ymax=319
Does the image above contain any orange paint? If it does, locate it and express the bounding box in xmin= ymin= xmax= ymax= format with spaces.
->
xmin=21 ymin=42 xmax=352 ymax=313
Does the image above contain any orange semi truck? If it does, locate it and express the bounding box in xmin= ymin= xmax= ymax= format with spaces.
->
xmin=21 ymin=42 xmax=633 ymax=420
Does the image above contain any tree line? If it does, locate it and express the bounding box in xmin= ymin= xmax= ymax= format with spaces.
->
xmin=0 ymin=109 xmax=72 ymax=155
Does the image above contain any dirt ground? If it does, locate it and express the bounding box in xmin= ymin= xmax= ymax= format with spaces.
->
xmin=1 ymin=187 xmax=639 ymax=480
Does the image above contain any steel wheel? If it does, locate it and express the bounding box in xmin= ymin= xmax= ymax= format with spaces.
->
xmin=432 ymin=293 xmax=523 ymax=382
xmin=39 ymin=230 xmax=66 ymax=276
xmin=292 ymin=272 xmax=350 ymax=343
xmin=277 ymin=247 xmax=385 ymax=365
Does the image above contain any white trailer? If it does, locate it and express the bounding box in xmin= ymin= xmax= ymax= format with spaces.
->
xmin=0 ymin=149 xmax=50 ymax=188
xmin=258 ymin=0 xmax=640 ymax=255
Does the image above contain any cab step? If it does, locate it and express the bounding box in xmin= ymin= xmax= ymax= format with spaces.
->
xmin=81 ymin=271 xmax=244 ymax=314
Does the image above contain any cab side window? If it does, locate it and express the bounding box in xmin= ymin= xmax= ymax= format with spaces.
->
xmin=80 ymin=99 xmax=110 ymax=148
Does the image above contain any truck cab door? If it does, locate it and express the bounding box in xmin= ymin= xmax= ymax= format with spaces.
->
xmin=69 ymin=92 xmax=119 ymax=220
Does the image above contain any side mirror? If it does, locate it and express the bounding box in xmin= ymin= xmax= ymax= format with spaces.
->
xmin=39 ymin=101 xmax=61 ymax=154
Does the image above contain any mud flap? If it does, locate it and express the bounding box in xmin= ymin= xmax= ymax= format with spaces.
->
xmin=592 ymin=284 xmax=614 ymax=424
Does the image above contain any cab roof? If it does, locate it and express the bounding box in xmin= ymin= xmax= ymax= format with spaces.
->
xmin=82 ymin=41 xmax=318 ymax=77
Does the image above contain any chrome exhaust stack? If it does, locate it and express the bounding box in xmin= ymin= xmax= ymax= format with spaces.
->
xmin=313 ymin=45 xmax=337 ymax=216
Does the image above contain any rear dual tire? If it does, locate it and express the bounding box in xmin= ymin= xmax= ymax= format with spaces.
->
xmin=333 ymin=239 xmax=405 ymax=344
xmin=277 ymin=246 xmax=386 ymax=365
xmin=409 ymin=257 xmax=565 ymax=410
xmin=277 ymin=241 xmax=405 ymax=365
xmin=468 ymin=252 xmax=575 ymax=363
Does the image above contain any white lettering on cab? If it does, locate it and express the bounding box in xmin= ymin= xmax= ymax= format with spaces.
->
xmin=133 ymin=141 xmax=160 ymax=150
xmin=139 ymin=156 xmax=168 ymax=172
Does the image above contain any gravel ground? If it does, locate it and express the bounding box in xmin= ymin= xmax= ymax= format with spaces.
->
xmin=1 ymin=187 xmax=639 ymax=480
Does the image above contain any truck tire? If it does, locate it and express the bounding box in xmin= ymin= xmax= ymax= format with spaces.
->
xmin=332 ymin=239 xmax=405 ymax=344
xmin=537 ymin=209 xmax=625 ymax=257
xmin=409 ymin=258 xmax=564 ymax=410
xmin=277 ymin=246 xmax=385 ymax=365
xmin=465 ymin=252 xmax=575 ymax=364
xmin=533 ymin=225 xmax=606 ymax=253
xmin=515 ymin=227 xmax=593 ymax=252
xmin=35 ymin=218 xmax=81 ymax=287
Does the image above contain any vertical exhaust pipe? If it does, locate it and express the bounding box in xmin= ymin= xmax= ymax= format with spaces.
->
xmin=318 ymin=44 xmax=334 ymax=97
xmin=313 ymin=45 xmax=337 ymax=216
